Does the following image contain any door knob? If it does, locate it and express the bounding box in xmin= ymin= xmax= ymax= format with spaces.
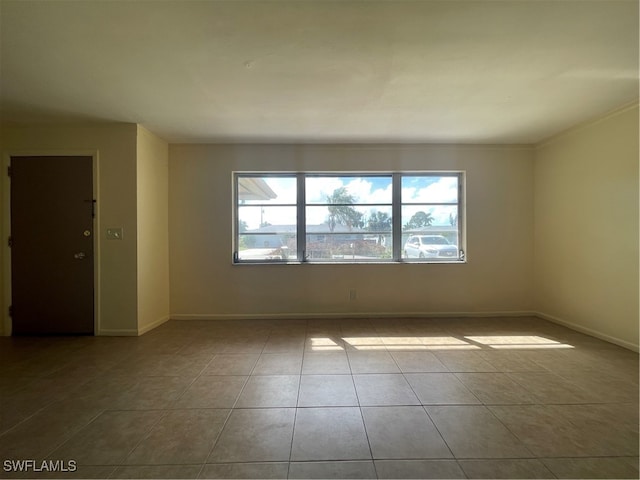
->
xmin=74 ymin=252 xmax=86 ymax=260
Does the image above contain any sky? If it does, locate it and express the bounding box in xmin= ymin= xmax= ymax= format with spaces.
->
xmin=239 ymin=175 xmax=459 ymax=230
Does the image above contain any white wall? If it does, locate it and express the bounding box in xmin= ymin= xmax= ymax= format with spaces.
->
xmin=169 ymin=144 xmax=534 ymax=319
xmin=0 ymin=123 xmax=139 ymax=335
xmin=534 ymin=104 xmax=639 ymax=350
xmin=3 ymin=110 xmax=634 ymax=347
xmin=136 ymin=126 xmax=170 ymax=334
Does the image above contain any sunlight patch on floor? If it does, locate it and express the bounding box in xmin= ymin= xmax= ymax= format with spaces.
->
xmin=309 ymin=334 xmax=574 ymax=351
xmin=464 ymin=335 xmax=575 ymax=349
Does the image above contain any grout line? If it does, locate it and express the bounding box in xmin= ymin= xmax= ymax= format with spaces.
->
xmin=39 ymin=407 xmax=108 ymax=461
xmin=342 ymin=328 xmax=380 ymax=480
xmin=120 ymin=409 xmax=173 ymax=468
xmin=388 ymin=350 xmax=460 ymax=463
xmin=286 ymin=319 xmax=309 ymax=479
xmin=200 ymin=335 xmax=268 ymax=470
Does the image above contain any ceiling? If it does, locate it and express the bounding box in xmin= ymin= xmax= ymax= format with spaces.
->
xmin=1 ymin=0 xmax=638 ymax=144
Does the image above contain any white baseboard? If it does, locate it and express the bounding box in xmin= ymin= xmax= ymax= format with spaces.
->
xmin=138 ymin=315 xmax=170 ymax=335
xmin=171 ymin=310 xmax=537 ymax=321
xmin=97 ymin=329 xmax=139 ymax=336
xmin=97 ymin=316 xmax=169 ymax=337
xmin=534 ymin=311 xmax=639 ymax=352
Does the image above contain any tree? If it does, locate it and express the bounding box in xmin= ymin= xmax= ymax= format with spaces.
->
xmin=326 ymin=187 xmax=363 ymax=231
xmin=238 ymin=220 xmax=251 ymax=249
xmin=404 ymin=211 xmax=434 ymax=229
xmin=367 ymin=211 xmax=392 ymax=232
xmin=367 ymin=211 xmax=392 ymax=247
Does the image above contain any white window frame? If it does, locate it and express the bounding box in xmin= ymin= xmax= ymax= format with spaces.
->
xmin=233 ymin=171 xmax=466 ymax=264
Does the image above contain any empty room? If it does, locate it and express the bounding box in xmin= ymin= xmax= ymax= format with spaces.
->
xmin=0 ymin=1 xmax=638 ymax=479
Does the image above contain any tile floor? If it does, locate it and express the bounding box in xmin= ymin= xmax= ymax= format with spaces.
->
xmin=0 ymin=316 xmax=638 ymax=479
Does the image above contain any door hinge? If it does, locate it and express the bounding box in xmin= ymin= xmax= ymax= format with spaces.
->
xmin=8 ymin=305 xmax=13 ymax=317
xmin=7 ymin=236 xmax=12 ymax=248
xmin=7 ymin=165 xmax=12 ymax=177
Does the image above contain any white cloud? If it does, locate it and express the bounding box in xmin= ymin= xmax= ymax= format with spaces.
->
xmin=344 ymin=178 xmax=392 ymax=204
xmin=306 ymin=177 xmax=344 ymax=203
xmin=403 ymin=177 xmax=458 ymax=203
xmin=264 ymin=177 xmax=297 ymax=203
xmin=306 ymin=206 xmax=330 ymax=225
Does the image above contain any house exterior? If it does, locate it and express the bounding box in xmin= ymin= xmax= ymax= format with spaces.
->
xmin=239 ymin=223 xmax=382 ymax=260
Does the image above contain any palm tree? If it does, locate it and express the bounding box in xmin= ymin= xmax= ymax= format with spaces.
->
xmin=367 ymin=211 xmax=392 ymax=231
xmin=326 ymin=187 xmax=363 ymax=232
xmin=367 ymin=211 xmax=392 ymax=246
xmin=404 ymin=211 xmax=434 ymax=229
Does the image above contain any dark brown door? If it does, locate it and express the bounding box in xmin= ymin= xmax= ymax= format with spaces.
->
xmin=10 ymin=156 xmax=94 ymax=335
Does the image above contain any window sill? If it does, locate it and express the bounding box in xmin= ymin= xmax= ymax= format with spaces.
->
xmin=232 ymin=260 xmax=467 ymax=266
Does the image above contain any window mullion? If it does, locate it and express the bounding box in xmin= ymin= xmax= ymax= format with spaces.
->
xmin=233 ymin=173 xmax=239 ymax=262
xmin=392 ymin=173 xmax=402 ymax=261
xmin=297 ymin=173 xmax=306 ymax=262
xmin=458 ymin=172 xmax=465 ymax=261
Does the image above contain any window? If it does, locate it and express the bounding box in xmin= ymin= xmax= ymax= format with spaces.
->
xmin=236 ymin=175 xmax=297 ymax=261
xmin=401 ymin=174 xmax=463 ymax=261
xmin=306 ymin=175 xmax=392 ymax=261
xmin=234 ymin=172 xmax=464 ymax=264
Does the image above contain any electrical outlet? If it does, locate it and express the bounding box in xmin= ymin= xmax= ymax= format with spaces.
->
xmin=349 ymin=289 xmax=357 ymax=301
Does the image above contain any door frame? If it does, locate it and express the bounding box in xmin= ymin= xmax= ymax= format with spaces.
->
xmin=2 ymin=151 xmax=100 ymax=336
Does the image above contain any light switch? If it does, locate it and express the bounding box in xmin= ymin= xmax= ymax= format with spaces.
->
xmin=106 ymin=227 xmax=123 ymax=240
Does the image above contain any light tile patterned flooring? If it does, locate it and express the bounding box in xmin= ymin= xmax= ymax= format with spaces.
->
xmin=0 ymin=317 xmax=638 ymax=479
